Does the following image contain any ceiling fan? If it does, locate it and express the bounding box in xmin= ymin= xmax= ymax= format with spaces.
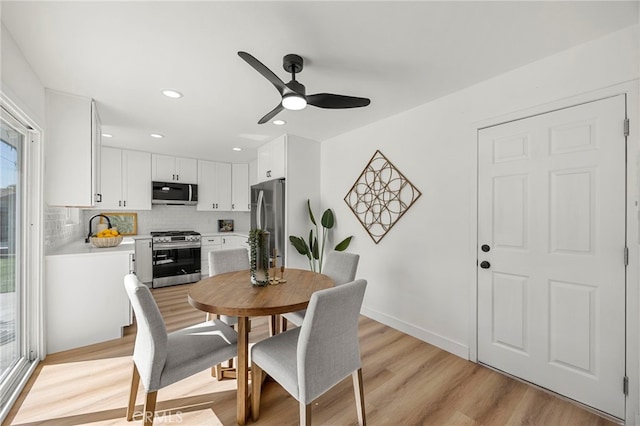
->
xmin=238 ymin=51 xmax=371 ymax=124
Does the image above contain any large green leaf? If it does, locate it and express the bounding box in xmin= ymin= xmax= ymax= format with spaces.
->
xmin=307 ymin=199 xmax=317 ymax=226
xmin=334 ymin=236 xmax=352 ymax=252
xmin=312 ymin=236 xmax=320 ymax=259
xmin=321 ymin=209 xmax=334 ymax=229
xmin=308 ymin=229 xmax=314 ymax=253
xmin=289 ymin=236 xmax=311 ymax=259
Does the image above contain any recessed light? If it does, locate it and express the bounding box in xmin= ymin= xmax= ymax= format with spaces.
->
xmin=102 ymin=133 xmax=113 ymax=138
xmin=273 ymin=119 xmax=286 ymax=126
xmin=161 ymin=89 xmax=183 ymax=99
xmin=150 ymin=133 xmax=164 ymax=139
xmin=233 ymin=147 xmax=242 ymax=152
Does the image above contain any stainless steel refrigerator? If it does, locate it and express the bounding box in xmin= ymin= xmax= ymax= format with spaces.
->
xmin=251 ymin=178 xmax=286 ymax=268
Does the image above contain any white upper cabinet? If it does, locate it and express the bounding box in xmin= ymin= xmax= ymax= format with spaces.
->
xmin=232 ymin=163 xmax=250 ymax=211
xmin=45 ymin=89 xmax=101 ymax=207
xmin=256 ymin=134 xmax=286 ymax=183
xmin=97 ymin=147 xmax=151 ymax=210
xmin=152 ymin=154 xmax=197 ymax=183
xmin=197 ymin=160 xmax=232 ymax=211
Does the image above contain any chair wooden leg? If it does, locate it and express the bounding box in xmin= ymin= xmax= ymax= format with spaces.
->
xmin=127 ymin=363 xmax=140 ymax=421
xmin=143 ymin=391 xmax=158 ymax=426
xmin=300 ymin=402 xmax=311 ymax=426
xmin=251 ymin=362 xmax=263 ymax=421
xmin=280 ymin=315 xmax=288 ymax=332
xmin=269 ymin=315 xmax=278 ymax=336
xmin=352 ymin=368 xmax=366 ymax=426
xmin=212 ymin=364 xmax=220 ymax=379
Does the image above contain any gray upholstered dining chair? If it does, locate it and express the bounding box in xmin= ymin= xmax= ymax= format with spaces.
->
xmin=207 ymin=247 xmax=250 ymax=378
xmin=208 ymin=248 xmax=250 ymax=325
xmin=123 ymin=274 xmax=238 ymax=426
xmin=251 ymin=279 xmax=367 ymax=425
xmin=281 ymin=250 xmax=360 ymax=330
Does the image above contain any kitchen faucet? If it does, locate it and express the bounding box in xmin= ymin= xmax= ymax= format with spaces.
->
xmin=85 ymin=214 xmax=112 ymax=243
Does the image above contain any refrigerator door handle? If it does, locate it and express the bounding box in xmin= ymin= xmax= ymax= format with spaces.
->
xmin=256 ymin=190 xmax=265 ymax=230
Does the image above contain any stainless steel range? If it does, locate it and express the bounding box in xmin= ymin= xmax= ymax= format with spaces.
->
xmin=151 ymin=230 xmax=201 ymax=288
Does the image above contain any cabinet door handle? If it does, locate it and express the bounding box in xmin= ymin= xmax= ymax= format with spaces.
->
xmin=95 ymin=193 xmax=102 ymax=203
xmin=266 ymin=170 xmax=271 ymax=178
xmin=119 ymin=200 xmax=122 ymax=207
xmin=176 ymin=174 xmax=179 ymax=181
xmin=173 ymin=174 xmax=176 ymax=180
xmin=123 ymin=200 xmax=127 ymax=207
xmin=212 ymin=203 xmax=215 ymax=209
xmin=232 ymin=203 xmax=235 ymax=209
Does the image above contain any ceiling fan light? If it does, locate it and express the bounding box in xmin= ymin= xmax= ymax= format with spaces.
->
xmin=282 ymin=94 xmax=307 ymax=111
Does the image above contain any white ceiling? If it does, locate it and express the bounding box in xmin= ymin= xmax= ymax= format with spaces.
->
xmin=2 ymin=1 xmax=638 ymax=163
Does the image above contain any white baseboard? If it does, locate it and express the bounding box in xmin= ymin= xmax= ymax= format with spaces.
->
xmin=361 ymin=306 xmax=469 ymax=360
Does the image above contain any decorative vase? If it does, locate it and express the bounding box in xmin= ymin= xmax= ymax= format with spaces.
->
xmin=250 ymin=229 xmax=270 ymax=286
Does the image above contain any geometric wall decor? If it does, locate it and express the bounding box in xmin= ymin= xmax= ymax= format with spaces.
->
xmin=344 ymin=150 xmax=422 ymax=244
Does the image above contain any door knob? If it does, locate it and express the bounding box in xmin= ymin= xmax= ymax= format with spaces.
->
xmin=481 ymin=244 xmax=491 ymax=252
xmin=480 ymin=261 xmax=491 ymax=269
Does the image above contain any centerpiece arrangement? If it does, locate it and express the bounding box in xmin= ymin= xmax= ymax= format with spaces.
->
xmin=249 ymin=228 xmax=270 ymax=286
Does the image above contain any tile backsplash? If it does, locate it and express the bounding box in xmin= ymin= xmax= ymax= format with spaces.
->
xmin=44 ymin=205 xmax=251 ymax=254
xmin=44 ymin=206 xmax=84 ymax=252
xmin=82 ymin=205 xmax=251 ymax=236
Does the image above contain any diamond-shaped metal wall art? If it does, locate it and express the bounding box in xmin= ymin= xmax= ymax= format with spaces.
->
xmin=344 ymin=150 xmax=422 ymax=244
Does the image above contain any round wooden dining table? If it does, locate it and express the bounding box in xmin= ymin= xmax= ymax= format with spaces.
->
xmin=187 ymin=268 xmax=334 ymax=426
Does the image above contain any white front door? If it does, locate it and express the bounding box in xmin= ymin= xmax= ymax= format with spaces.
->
xmin=477 ymin=95 xmax=627 ymax=419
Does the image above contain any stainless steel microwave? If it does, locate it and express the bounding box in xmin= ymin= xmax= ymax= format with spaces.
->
xmin=152 ymin=181 xmax=198 ymax=205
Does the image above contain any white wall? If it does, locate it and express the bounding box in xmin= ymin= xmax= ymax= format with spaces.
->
xmin=2 ymin=23 xmax=87 ymax=251
xmin=0 ymin=23 xmax=45 ymax=125
xmin=321 ymin=25 xmax=640 ymax=359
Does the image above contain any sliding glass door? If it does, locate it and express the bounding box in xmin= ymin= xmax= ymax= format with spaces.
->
xmin=0 ymin=103 xmax=40 ymax=421
xmin=0 ymin=114 xmax=21 ymax=383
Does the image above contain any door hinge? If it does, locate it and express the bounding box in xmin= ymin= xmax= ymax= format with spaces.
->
xmin=624 ymin=118 xmax=630 ymax=137
xmin=624 ymin=246 xmax=629 ymax=266
xmin=624 ymin=376 xmax=629 ymax=395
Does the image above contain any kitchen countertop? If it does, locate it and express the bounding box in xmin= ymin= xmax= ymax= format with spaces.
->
xmin=201 ymin=231 xmax=249 ymax=237
xmin=48 ymin=232 xmax=250 ymax=256
xmin=47 ymin=237 xmax=136 ymax=257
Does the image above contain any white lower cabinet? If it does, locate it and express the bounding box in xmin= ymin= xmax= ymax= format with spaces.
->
xmin=134 ymin=238 xmax=153 ymax=284
xmin=200 ymin=234 xmax=250 ymax=278
xmin=45 ymin=250 xmax=133 ymax=353
xmin=201 ymin=235 xmax=222 ymax=278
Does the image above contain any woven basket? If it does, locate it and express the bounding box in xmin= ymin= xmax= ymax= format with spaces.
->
xmin=90 ymin=235 xmax=123 ymax=248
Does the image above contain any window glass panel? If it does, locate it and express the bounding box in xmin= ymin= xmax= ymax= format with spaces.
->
xmin=0 ymin=110 xmax=25 ymax=411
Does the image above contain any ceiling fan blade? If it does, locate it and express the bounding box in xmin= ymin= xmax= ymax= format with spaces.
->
xmin=306 ymin=93 xmax=371 ymax=109
xmin=238 ymin=51 xmax=287 ymax=95
xmin=258 ymin=103 xmax=285 ymax=125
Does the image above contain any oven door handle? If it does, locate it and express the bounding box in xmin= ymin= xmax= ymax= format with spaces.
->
xmin=152 ymin=242 xmax=201 ymax=250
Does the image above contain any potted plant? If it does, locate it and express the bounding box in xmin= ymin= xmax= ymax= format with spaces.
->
xmin=249 ymin=228 xmax=270 ymax=286
xmin=289 ymin=199 xmax=352 ymax=273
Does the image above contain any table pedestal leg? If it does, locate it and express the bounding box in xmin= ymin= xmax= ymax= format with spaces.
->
xmin=237 ymin=316 xmax=249 ymax=425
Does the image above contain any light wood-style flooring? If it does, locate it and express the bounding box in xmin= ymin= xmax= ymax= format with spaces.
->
xmin=3 ymin=284 xmax=616 ymax=425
